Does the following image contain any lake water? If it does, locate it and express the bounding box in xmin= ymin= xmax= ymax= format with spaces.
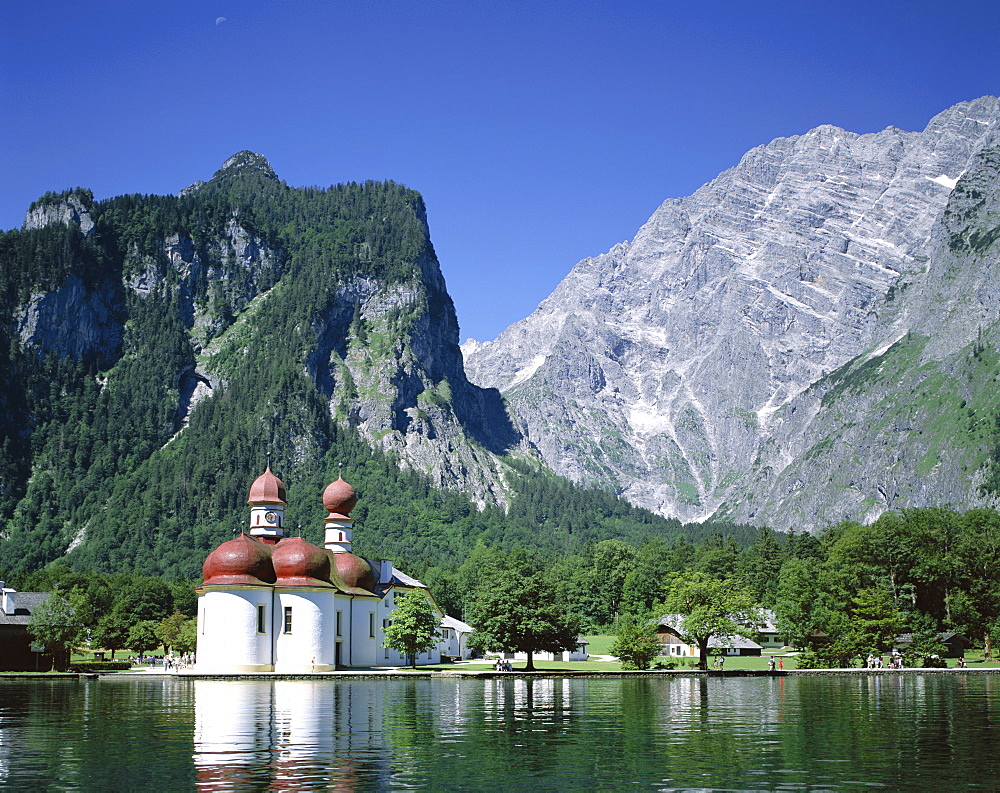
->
xmin=1 ymin=673 xmax=998 ymax=790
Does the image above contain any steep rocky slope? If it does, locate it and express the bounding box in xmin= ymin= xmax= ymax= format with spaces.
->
xmin=464 ymin=97 xmax=1000 ymax=529
xmin=0 ymin=154 xmax=524 ymax=573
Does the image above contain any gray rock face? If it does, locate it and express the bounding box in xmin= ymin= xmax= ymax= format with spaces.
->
xmin=464 ymin=97 xmax=1000 ymax=528
xmin=23 ymin=194 xmax=95 ymax=237
xmin=16 ymin=274 xmax=123 ymax=363
xmin=12 ymin=153 xmax=522 ymax=511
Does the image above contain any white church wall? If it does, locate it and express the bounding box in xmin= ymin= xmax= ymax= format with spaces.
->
xmin=197 ymin=588 xmax=274 ymax=672
xmin=273 ymin=590 xmax=336 ymax=672
xmin=347 ymin=597 xmax=380 ymax=667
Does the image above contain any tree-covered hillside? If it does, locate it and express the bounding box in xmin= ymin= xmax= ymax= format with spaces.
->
xmin=0 ymin=153 xmax=747 ymax=580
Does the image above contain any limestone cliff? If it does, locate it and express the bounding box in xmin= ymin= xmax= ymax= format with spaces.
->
xmin=0 ymin=154 xmax=523 ymax=573
xmin=464 ymin=97 xmax=1000 ymax=529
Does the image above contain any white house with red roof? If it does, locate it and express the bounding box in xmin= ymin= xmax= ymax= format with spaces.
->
xmin=195 ymin=468 xmax=450 ymax=672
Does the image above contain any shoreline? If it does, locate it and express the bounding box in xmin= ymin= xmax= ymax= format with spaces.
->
xmin=4 ymin=667 xmax=1000 ymax=681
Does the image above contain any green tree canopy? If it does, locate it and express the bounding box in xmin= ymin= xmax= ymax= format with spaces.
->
xmin=610 ymin=613 xmax=662 ymax=670
xmin=774 ymin=556 xmax=836 ymax=648
xmin=467 ymin=552 xmax=581 ymax=671
xmin=846 ymin=587 xmax=904 ymax=654
xmin=155 ymin=611 xmax=189 ymax=654
xmin=175 ymin=618 xmax=198 ymax=654
xmin=383 ymin=589 xmax=441 ymax=668
xmin=660 ymin=571 xmax=764 ymax=670
xmin=127 ymin=620 xmax=161 ymax=656
xmin=92 ymin=612 xmax=131 ymax=660
xmin=27 ymin=593 xmax=81 ymax=670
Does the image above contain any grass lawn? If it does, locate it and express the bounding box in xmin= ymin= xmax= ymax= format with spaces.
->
xmin=421 ymin=641 xmax=1000 ymax=673
xmin=582 ymin=635 xmax=615 ymax=656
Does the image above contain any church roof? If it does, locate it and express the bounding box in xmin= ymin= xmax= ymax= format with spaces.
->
xmin=322 ymin=476 xmax=357 ymax=517
xmin=272 ymin=537 xmax=335 ymax=588
xmin=202 ymin=534 xmax=277 ymax=586
xmin=201 ymin=472 xmax=395 ymax=597
xmin=247 ymin=466 xmax=287 ymax=506
xmin=202 ymin=534 xmax=379 ymax=595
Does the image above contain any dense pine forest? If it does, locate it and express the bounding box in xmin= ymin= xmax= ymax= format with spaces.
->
xmin=0 ymin=153 xmax=756 ymax=582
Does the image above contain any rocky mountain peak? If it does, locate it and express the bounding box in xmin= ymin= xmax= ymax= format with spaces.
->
xmin=212 ymin=149 xmax=278 ymax=179
xmin=215 ymin=150 xmax=277 ymax=179
xmin=464 ymin=96 xmax=1000 ymax=530
xmin=179 ymin=151 xmax=279 ymax=197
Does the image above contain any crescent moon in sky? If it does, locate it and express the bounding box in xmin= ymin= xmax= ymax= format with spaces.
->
xmin=216 ymin=17 xmax=227 ymax=25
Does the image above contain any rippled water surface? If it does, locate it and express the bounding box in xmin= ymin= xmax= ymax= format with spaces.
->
xmin=1 ymin=674 xmax=998 ymax=790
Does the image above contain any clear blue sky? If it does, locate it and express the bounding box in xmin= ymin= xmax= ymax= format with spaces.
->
xmin=3 ymin=1 xmax=999 ymax=341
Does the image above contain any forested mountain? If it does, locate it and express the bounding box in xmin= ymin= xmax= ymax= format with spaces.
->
xmin=464 ymin=97 xmax=1000 ymax=530
xmin=0 ymin=152 xmax=721 ymax=578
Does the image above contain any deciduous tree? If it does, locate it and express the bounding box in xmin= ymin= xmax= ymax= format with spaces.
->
xmin=468 ymin=559 xmax=581 ymax=671
xmin=27 ymin=593 xmax=81 ymax=670
xmin=660 ymin=571 xmax=763 ymax=670
xmin=155 ymin=611 xmax=188 ymax=654
xmin=93 ymin=612 xmax=131 ymax=660
xmin=127 ymin=620 xmax=160 ymax=657
xmin=610 ymin=613 xmax=662 ymax=670
xmin=383 ymin=589 xmax=440 ymax=668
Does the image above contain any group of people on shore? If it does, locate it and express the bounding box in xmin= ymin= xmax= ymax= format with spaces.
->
xmin=128 ymin=653 xmax=194 ymax=670
xmin=493 ymin=659 xmax=513 ymax=672
xmin=163 ymin=653 xmax=193 ymax=671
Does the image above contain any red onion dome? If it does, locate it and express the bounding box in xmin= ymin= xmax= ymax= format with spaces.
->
xmin=272 ymin=537 xmax=334 ymax=587
xmin=202 ymin=534 xmax=276 ymax=586
xmin=330 ymin=551 xmax=375 ymax=592
xmin=322 ymin=476 xmax=357 ymax=517
xmin=247 ymin=466 xmax=287 ymax=505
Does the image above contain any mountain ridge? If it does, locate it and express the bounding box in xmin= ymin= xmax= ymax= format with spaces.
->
xmin=0 ymin=157 xmax=537 ymax=575
xmin=464 ymin=96 xmax=1000 ymax=529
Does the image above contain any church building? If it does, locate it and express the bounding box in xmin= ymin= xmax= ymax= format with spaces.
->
xmin=195 ymin=468 xmax=466 ymax=672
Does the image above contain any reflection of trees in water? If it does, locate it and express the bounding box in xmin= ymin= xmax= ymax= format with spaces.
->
xmin=4 ymin=679 xmax=198 ymax=788
xmin=9 ymin=675 xmax=1000 ymax=790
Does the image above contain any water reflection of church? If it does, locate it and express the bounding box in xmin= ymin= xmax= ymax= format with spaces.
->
xmin=192 ymin=677 xmax=578 ymax=789
xmin=193 ymin=680 xmax=390 ymax=789
xmin=195 ymin=468 xmax=470 ymax=672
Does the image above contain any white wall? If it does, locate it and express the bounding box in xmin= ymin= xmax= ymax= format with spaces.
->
xmin=273 ymin=590 xmax=337 ymax=672
xmin=196 ymin=588 xmax=274 ymax=672
xmin=347 ymin=597 xmax=380 ymax=667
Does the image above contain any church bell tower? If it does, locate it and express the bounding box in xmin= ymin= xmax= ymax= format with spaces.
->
xmin=247 ymin=466 xmax=287 ymax=544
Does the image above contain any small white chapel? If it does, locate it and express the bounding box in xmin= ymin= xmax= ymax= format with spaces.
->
xmin=195 ymin=467 xmax=470 ymax=672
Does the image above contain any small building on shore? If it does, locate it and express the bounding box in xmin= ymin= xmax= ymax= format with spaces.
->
xmin=656 ymin=614 xmax=763 ymax=658
xmin=497 ymin=637 xmax=589 ymax=664
xmin=0 ymin=585 xmax=68 ymax=671
xmin=196 ymin=468 xmax=457 ymax=672
xmin=439 ymin=615 xmax=475 ymax=661
xmin=893 ymin=631 xmax=971 ymax=659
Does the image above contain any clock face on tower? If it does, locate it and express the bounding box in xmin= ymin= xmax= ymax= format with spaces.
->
xmin=264 ymin=511 xmax=277 ymax=524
